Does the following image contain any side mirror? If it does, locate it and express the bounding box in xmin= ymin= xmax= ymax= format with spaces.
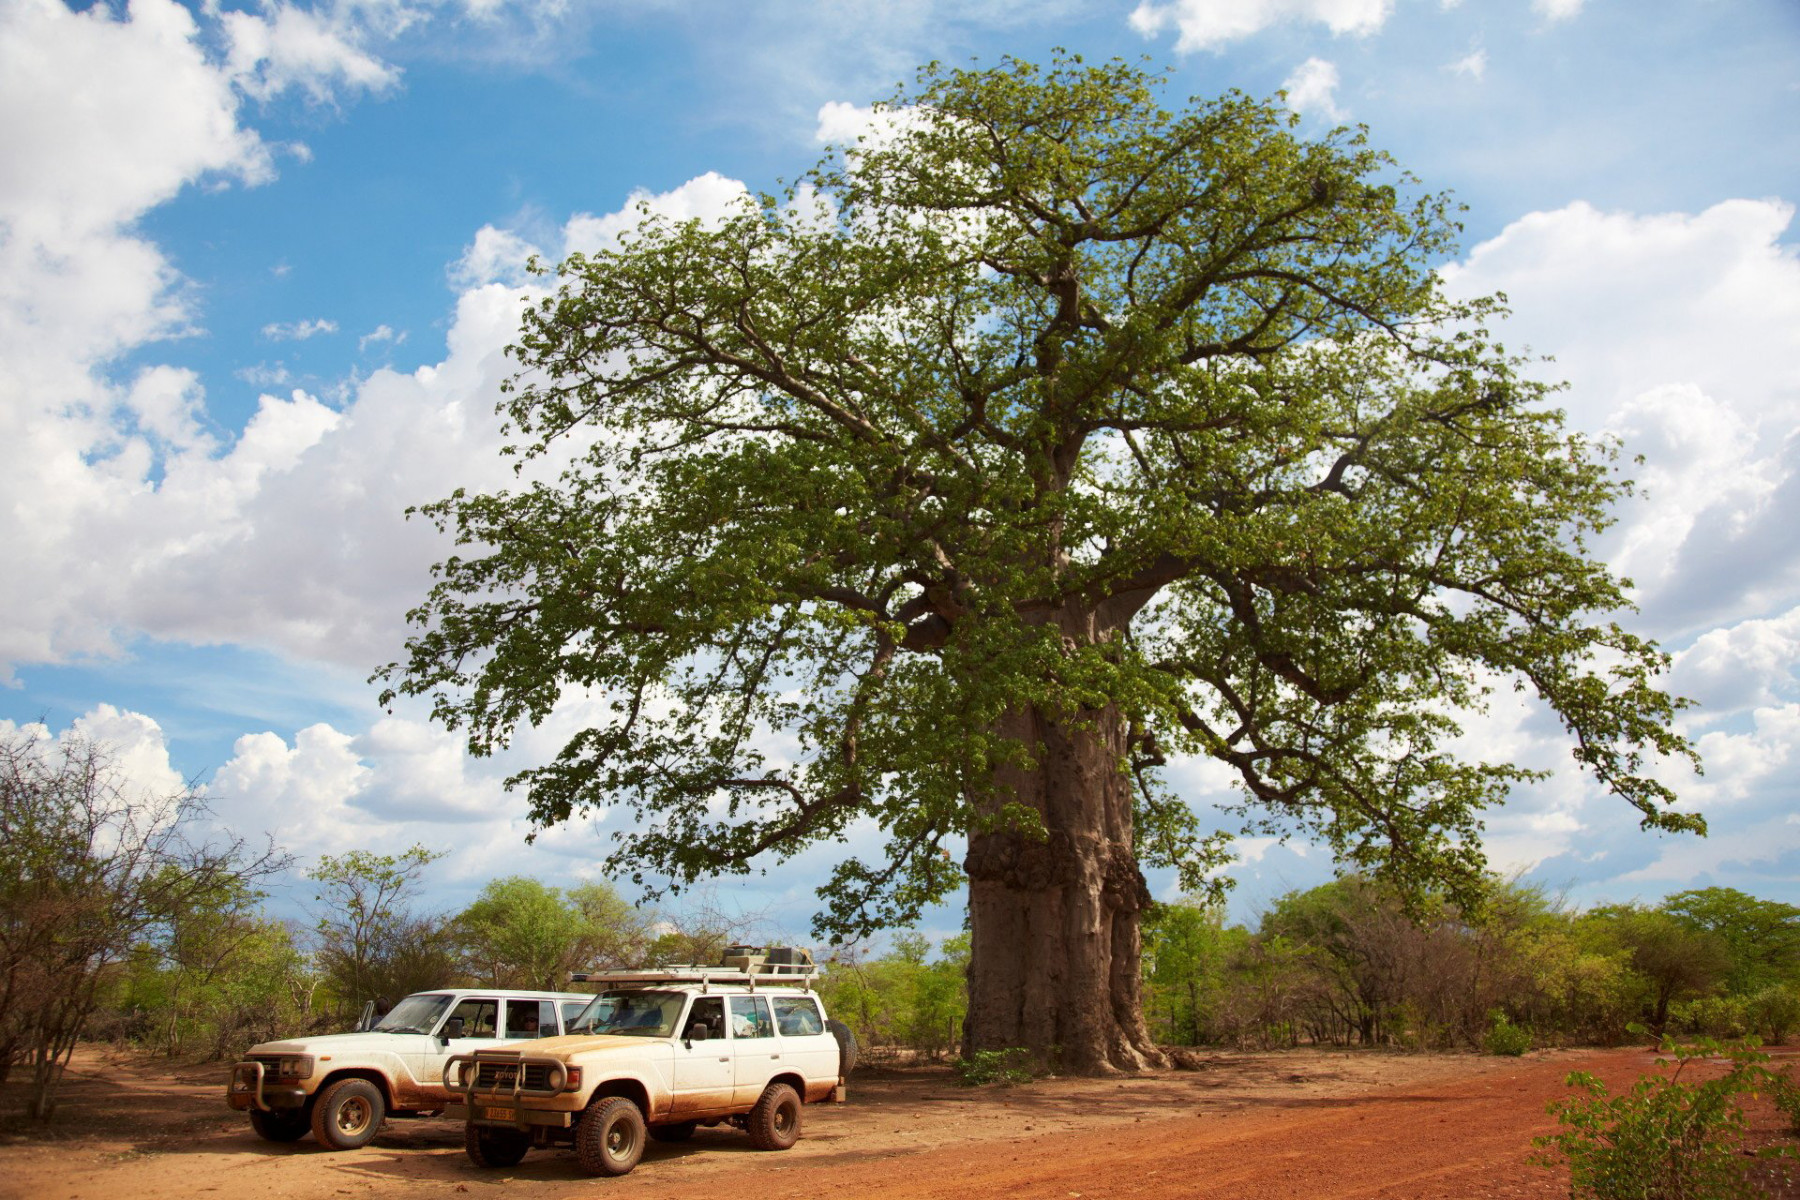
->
xmin=442 ymin=1016 xmax=465 ymax=1041
xmin=684 ymin=1025 xmax=710 ymax=1046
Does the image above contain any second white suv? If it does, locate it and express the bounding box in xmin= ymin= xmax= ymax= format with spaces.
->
xmin=445 ymin=962 xmax=853 ymax=1176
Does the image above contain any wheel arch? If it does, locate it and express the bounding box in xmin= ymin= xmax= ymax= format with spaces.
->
xmin=588 ymin=1075 xmax=652 ymax=1117
xmin=317 ymin=1068 xmax=394 ymax=1109
xmin=768 ymin=1070 xmax=808 ymax=1100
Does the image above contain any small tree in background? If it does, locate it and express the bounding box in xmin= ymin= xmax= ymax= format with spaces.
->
xmin=0 ymin=728 xmax=287 ymax=1119
xmin=309 ymin=844 xmax=448 ymax=1013
xmin=1662 ymin=888 xmax=1800 ymax=996
xmin=1143 ymin=898 xmax=1243 ymax=1046
xmin=457 ymin=876 xmax=651 ymax=988
xmin=118 ymin=904 xmax=314 ymax=1059
xmin=1581 ymin=905 xmax=1731 ymax=1035
xmin=139 ymin=873 xmax=296 ymax=1056
xmin=639 ymin=887 xmax=773 ymax=968
xmin=819 ymin=932 xmax=969 ymax=1061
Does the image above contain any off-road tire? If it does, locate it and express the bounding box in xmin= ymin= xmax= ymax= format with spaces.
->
xmin=649 ymin=1120 xmax=698 ymax=1143
xmin=575 ymin=1096 xmax=646 ymax=1177
xmin=746 ymin=1082 xmax=802 ymax=1151
xmin=249 ymin=1107 xmax=309 ymax=1142
xmin=827 ymin=1018 xmax=858 ymax=1074
xmin=310 ymin=1077 xmax=385 ymax=1150
xmin=465 ymin=1123 xmax=531 ymax=1168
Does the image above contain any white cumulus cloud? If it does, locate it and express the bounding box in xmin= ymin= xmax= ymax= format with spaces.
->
xmin=1282 ymin=57 xmax=1344 ymax=120
xmin=1532 ymin=0 xmax=1584 ymax=22
xmin=450 ymin=224 xmax=544 ymax=288
xmin=1129 ymin=0 xmax=1390 ymax=52
xmin=0 ymin=169 xmax=767 ymax=682
xmin=1671 ymin=607 xmax=1800 ymax=719
xmin=220 ymin=0 xmax=402 ymax=104
xmin=1447 ymin=48 xmax=1487 ymax=80
xmin=358 ymin=323 xmax=404 ymax=351
xmin=561 ymin=172 xmax=753 ymax=257
xmin=1440 ymin=199 xmax=1800 ymax=638
xmin=262 ymin=317 xmax=340 ymax=340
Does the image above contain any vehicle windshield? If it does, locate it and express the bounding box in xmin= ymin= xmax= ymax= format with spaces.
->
xmin=373 ymin=993 xmax=454 ymax=1035
xmin=569 ymin=991 xmax=682 ymax=1037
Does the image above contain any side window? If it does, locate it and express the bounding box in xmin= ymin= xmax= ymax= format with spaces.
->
xmin=728 ymin=996 xmax=774 ymax=1040
xmin=505 ymin=999 xmax=556 ymax=1038
xmin=684 ymin=996 xmax=724 ymax=1039
xmin=771 ymin=996 xmax=824 ymax=1037
xmin=560 ymin=1000 xmax=589 ymax=1031
xmin=447 ymin=997 xmax=499 ymax=1039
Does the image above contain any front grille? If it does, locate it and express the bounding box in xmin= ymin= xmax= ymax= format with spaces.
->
xmin=473 ymin=1060 xmax=556 ymax=1091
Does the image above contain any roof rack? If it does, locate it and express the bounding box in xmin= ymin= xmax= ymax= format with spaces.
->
xmin=571 ymin=946 xmax=822 ymax=992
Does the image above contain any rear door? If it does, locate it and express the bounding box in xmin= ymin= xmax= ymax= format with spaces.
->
xmin=770 ymin=994 xmax=837 ymax=1088
xmin=728 ymin=995 xmax=778 ymax=1105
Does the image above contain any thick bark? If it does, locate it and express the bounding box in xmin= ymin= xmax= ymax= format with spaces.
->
xmin=962 ymin=698 xmax=1167 ymax=1075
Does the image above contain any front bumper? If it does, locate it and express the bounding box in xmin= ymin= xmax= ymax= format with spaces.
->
xmin=444 ymin=1050 xmax=583 ymax=1132
xmin=227 ymin=1061 xmax=309 ymax=1111
xmin=445 ymin=1101 xmax=574 ymax=1129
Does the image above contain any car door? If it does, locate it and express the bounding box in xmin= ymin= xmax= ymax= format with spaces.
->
xmin=728 ymin=995 xmax=778 ymax=1105
xmin=670 ymin=995 xmax=734 ymax=1116
xmin=426 ymin=995 xmax=501 ymax=1085
xmin=770 ymin=994 xmax=837 ymax=1088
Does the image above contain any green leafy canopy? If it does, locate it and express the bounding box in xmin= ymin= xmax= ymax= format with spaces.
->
xmin=377 ymin=55 xmax=1699 ymax=941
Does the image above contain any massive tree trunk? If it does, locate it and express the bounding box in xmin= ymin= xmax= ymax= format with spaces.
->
xmin=962 ymin=699 xmax=1166 ymax=1074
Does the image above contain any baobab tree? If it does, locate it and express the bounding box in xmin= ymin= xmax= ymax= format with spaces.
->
xmin=381 ymin=57 xmax=1697 ymax=1073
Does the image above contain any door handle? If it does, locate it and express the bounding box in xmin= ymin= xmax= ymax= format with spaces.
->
xmin=718 ymin=1056 xmax=729 ymax=1062
xmin=771 ymin=1054 xmax=780 ymax=1060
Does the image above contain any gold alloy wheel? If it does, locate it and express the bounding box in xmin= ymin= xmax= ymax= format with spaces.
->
xmin=606 ymin=1118 xmax=637 ymax=1161
xmin=335 ymin=1095 xmax=373 ymax=1137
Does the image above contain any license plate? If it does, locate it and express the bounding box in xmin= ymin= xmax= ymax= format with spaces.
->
xmin=482 ymin=1106 xmax=515 ymax=1122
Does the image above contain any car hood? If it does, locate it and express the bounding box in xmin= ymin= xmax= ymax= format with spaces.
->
xmin=501 ymin=1033 xmax=674 ymax=1059
xmin=246 ymin=1031 xmax=435 ymax=1056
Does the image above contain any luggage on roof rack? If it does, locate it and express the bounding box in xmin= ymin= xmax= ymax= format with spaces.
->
xmin=570 ymin=945 xmax=820 ymax=990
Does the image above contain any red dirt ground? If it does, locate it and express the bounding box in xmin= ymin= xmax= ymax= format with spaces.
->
xmin=2 ymin=1044 xmax=1797 ymax=1199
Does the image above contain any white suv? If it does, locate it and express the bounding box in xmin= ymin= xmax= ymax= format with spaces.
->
xmin=228 ymin=987 xmax=592 ymax=1149
xmin=445 ymin=967 xmax=855 ymax=1176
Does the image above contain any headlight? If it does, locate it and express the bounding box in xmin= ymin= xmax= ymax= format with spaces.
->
xmin=280 ymin=1055 xmax=314 ymax=1079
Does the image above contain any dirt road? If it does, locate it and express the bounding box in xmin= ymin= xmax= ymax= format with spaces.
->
xmin=3 ymin=1044 xmax=1796 ymax=1199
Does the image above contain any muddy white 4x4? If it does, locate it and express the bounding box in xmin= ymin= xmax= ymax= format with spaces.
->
xmin=444 ymin=956 xmax=855 ymax=1176
xmin=227 ymin=987 xmax=592 ymax=1149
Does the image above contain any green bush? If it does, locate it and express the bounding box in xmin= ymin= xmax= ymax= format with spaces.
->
xmin=1671 ymin=994 xmax=1752 ymax=1039
xmin=1535 ymin=1037 xmax=1775 ymax=1200
xmin=1772 ymin=1069 xmax=1800 ymax=1136
xmin=1484 ymin=1011 xmax=1532 ymax=1057
xmin=1749 ymin=987 xmax=1800 ymax=1046
xmin=952 ymin=1048 xmax=1035 ymax=1087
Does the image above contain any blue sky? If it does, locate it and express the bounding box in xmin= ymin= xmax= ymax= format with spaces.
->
xmin=2 ymin=0 xmax=1798 ymax=947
